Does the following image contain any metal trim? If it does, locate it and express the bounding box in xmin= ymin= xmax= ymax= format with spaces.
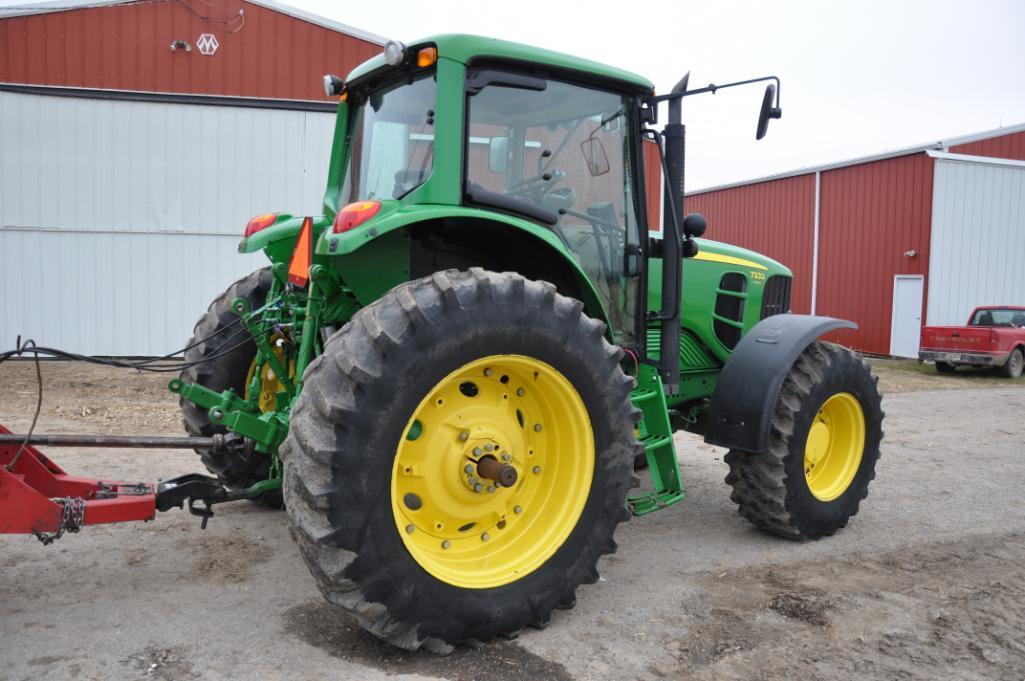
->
xmin=689 ymin=121 xmax=1025 ymax=195
xmin=925 ymin=150 xmax=1025 ymax=168
xmin=0 ymin=82 xmax=338 ymax=112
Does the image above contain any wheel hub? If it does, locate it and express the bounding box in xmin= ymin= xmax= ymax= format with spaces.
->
xmin=803 ymin=392 xmax=866 ymax=501
xmin=391 ymin=355 xmax=594 ymax=589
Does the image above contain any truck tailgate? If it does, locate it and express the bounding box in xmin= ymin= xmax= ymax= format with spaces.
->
xmin=921 ymin=326 xmax=992 ymax=351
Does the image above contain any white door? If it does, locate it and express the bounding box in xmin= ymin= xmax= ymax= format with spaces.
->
xmin=890 ymin=275 xmax=924 ymax=358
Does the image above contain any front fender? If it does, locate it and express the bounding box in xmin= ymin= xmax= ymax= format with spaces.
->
xmin=704 ymin=315 xmax=858 ymax=453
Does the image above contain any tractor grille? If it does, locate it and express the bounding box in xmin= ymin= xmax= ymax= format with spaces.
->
xmin=760 ymin=275 xmax=792 ymax=319
xmin=714 ymin=273 xmax=746 ymax=350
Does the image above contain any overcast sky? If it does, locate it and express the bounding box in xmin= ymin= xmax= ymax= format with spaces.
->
xmin=303 ymin=0 xmax=1025 ymax=190
xmin=4 ymin=0 xmax=1024 ymax=190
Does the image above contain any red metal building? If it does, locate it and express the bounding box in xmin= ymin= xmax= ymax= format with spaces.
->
xmin=0 ymin=0 xmax=383 ymax=100
xmin=686 ymin=125 xmax=1025 ymax=356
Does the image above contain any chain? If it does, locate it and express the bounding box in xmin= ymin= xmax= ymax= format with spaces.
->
xmin=33 ymin=497 xmax=86 ymax=546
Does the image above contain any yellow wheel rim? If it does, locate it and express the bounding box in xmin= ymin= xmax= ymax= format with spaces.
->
xmin=392 ymin=355 xmax=594 ymax=589
xmin=244 ymin=335 xmax=294 ymax=413
xmin=804 ymin=392 xmax=866 ymax=502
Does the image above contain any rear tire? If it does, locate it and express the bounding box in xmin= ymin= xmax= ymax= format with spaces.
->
xmin=724 ymin=342 xmax=883 ymax=540
xmin=998 ymin=348 xmax=1024 ymax=379
xmin=282 ymin=269 xmax=640 ymax=651
xmin=935 ymin=361 xmax=956 ymax=374
xmin=179 ymin=268 xmax=283 ymax=508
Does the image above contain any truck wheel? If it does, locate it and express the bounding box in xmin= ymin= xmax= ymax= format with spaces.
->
xmin=724 ymin=342 xmax=883 ymax=540
xmin=935 ymin=361 xmax=956 ymax=374
xmin=998 ymin=348 xmax=1024 ymax=379
xmin=180 ymin=268 xmax=283 ymax=507
xmin=282 ymin=269 xmax=640 ymax=651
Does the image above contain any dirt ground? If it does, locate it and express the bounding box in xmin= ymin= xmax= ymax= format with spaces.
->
xmin=1 ymin=358 xmax=1024 ymax=681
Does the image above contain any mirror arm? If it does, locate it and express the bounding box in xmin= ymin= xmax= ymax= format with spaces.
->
xmin=648 ymin=75 xmax=781 ymax=109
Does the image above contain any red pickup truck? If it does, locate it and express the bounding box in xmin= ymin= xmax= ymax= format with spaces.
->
xmin=919 ymin=306 xmax=1025 ymax=378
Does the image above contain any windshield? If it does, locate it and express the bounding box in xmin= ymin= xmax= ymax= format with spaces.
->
xmin=970 ymin=308 xmax=1025 ymax=327
xmin=465 ymin=75 xmax=643 ymax=346
xmin=339 ymin=74 xmax=436 ymax=204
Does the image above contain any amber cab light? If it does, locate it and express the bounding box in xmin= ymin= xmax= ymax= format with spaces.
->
xmin=244 ymin=213 xmax=277 ymax=238
xmin=417 ymin=47 xmax=438 ymax=68
xmin=333 ymin=201 xmax=381 ymax=233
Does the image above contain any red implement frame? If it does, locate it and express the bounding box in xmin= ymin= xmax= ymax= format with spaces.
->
xmin=0 ymin=425 xmax=155 ymax=535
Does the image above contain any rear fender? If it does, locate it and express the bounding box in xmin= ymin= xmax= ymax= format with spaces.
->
xmin=319 ymin=205 xmax=613 ymax=333
xmin=704 ymin=315 xmax=857 ymax=453
xmin=238 ymin=215 xmax=332 ymax=267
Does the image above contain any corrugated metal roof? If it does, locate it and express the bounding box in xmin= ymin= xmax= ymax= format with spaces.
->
xmin=0 ymin=0 xmax=388 ymax=44
xmin=690 ymin=121 xmax=1025 ymax=195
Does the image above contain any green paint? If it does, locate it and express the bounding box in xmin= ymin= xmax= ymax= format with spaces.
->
xmin=627 ymin=363 xmax=684 ymax=515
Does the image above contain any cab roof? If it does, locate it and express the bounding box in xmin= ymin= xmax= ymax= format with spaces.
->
xmin=345 ymin=34 xmax=655 ymax=94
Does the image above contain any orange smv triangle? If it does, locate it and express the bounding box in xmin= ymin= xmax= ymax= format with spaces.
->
xmin=287 ymin=217 xmax=314 ymax=287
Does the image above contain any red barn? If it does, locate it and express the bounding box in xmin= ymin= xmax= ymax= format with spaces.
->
xmin=0 ymin=0 xmax=383 ymax=99
xmin=687 ymin=125 xmax=1025 ymax=356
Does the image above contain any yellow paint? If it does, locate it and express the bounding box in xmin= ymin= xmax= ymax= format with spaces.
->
xmin=244 ymin=335 xmax=294 ymax=413
xmin=693 ymin=251 xmax=768 ymax=271
xmin=804 ymin=392 xmax=866 ymax=501
xmin=392 ymin=355 xmax=594 ymax=589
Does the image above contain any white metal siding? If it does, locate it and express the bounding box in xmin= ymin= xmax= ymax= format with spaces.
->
xmin=927 ymin=155 xmax=1025 ymax=326
xmin=0 ymin=91 xmax=334 ymax=355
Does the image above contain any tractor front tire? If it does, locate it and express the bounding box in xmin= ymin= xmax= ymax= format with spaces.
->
xmin=281 ymin=269 xmax=640 ymax=651
xmin=724 ymin=342 xmax=883 ymax=540
xmin=179 ymin=267 xmax=282 ymax=507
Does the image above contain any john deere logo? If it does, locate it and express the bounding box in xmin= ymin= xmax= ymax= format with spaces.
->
xmin=196 ymin=33 xmax=219 ymax=56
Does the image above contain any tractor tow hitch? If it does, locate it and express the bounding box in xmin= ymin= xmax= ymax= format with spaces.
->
xmin=1 ymin=425 xmax=278 ymax=541
xmin=154 ymin=473 xmax=266 ymax=529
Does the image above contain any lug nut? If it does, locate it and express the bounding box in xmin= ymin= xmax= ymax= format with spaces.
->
xmin=474 ymin=483 xmax=484 ymax=493
xmin=464 ymin=464 xmax=474 ymax=474
xmin=484 ymin=443 xmax=495 ymax=452
xmin=468 ymin=476 xmax=478 ymax=486
xmin=481 ymin=532 xmax=490 ymax=541
xmin=484 ymin=368 xmax=493 ymax=377
xmin=459 ymin=431 xmax=469 ymax=441
xmin=501 ymin=452 xmax=512 ymax=463
xmin=533 ymin=424 xmax=543 ymax=432
xmin=516 ymin=388 xmax=525 ymax=396
xmin=405 ymin=524 xmax=415 ymax=534
xmin=514 ymin=505 xmax=523 ymax=514
xmin=533 ymin=466 xmax=542 ymax=475
xmin=441 ymin=540 xmax=451 ymax=550
xmin=487 ymin=485 xmax=497 ymax=494
xmin=473 ymin=447 xmax=482 ymax=456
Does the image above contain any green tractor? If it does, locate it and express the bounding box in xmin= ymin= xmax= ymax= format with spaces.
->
xmin=172 ymin=35 xmax=883 ymax=651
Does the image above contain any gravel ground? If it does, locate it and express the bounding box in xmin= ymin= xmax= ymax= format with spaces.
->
xmin=1 ymin=359 xmax=1024 ymax=681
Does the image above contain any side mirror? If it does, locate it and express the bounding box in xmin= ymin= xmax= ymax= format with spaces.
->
xmin=580 ymin=137 xmax=610 ymax=177
xmin=682 ymin=212 xmax=707 ymax=238
xmin=488 ymin=137 xmax=509 ymax=174
xmin=322 ymin=74 xmax=344 ymax=98
xmin=756 ymin=83 xmax=782 ymax=140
